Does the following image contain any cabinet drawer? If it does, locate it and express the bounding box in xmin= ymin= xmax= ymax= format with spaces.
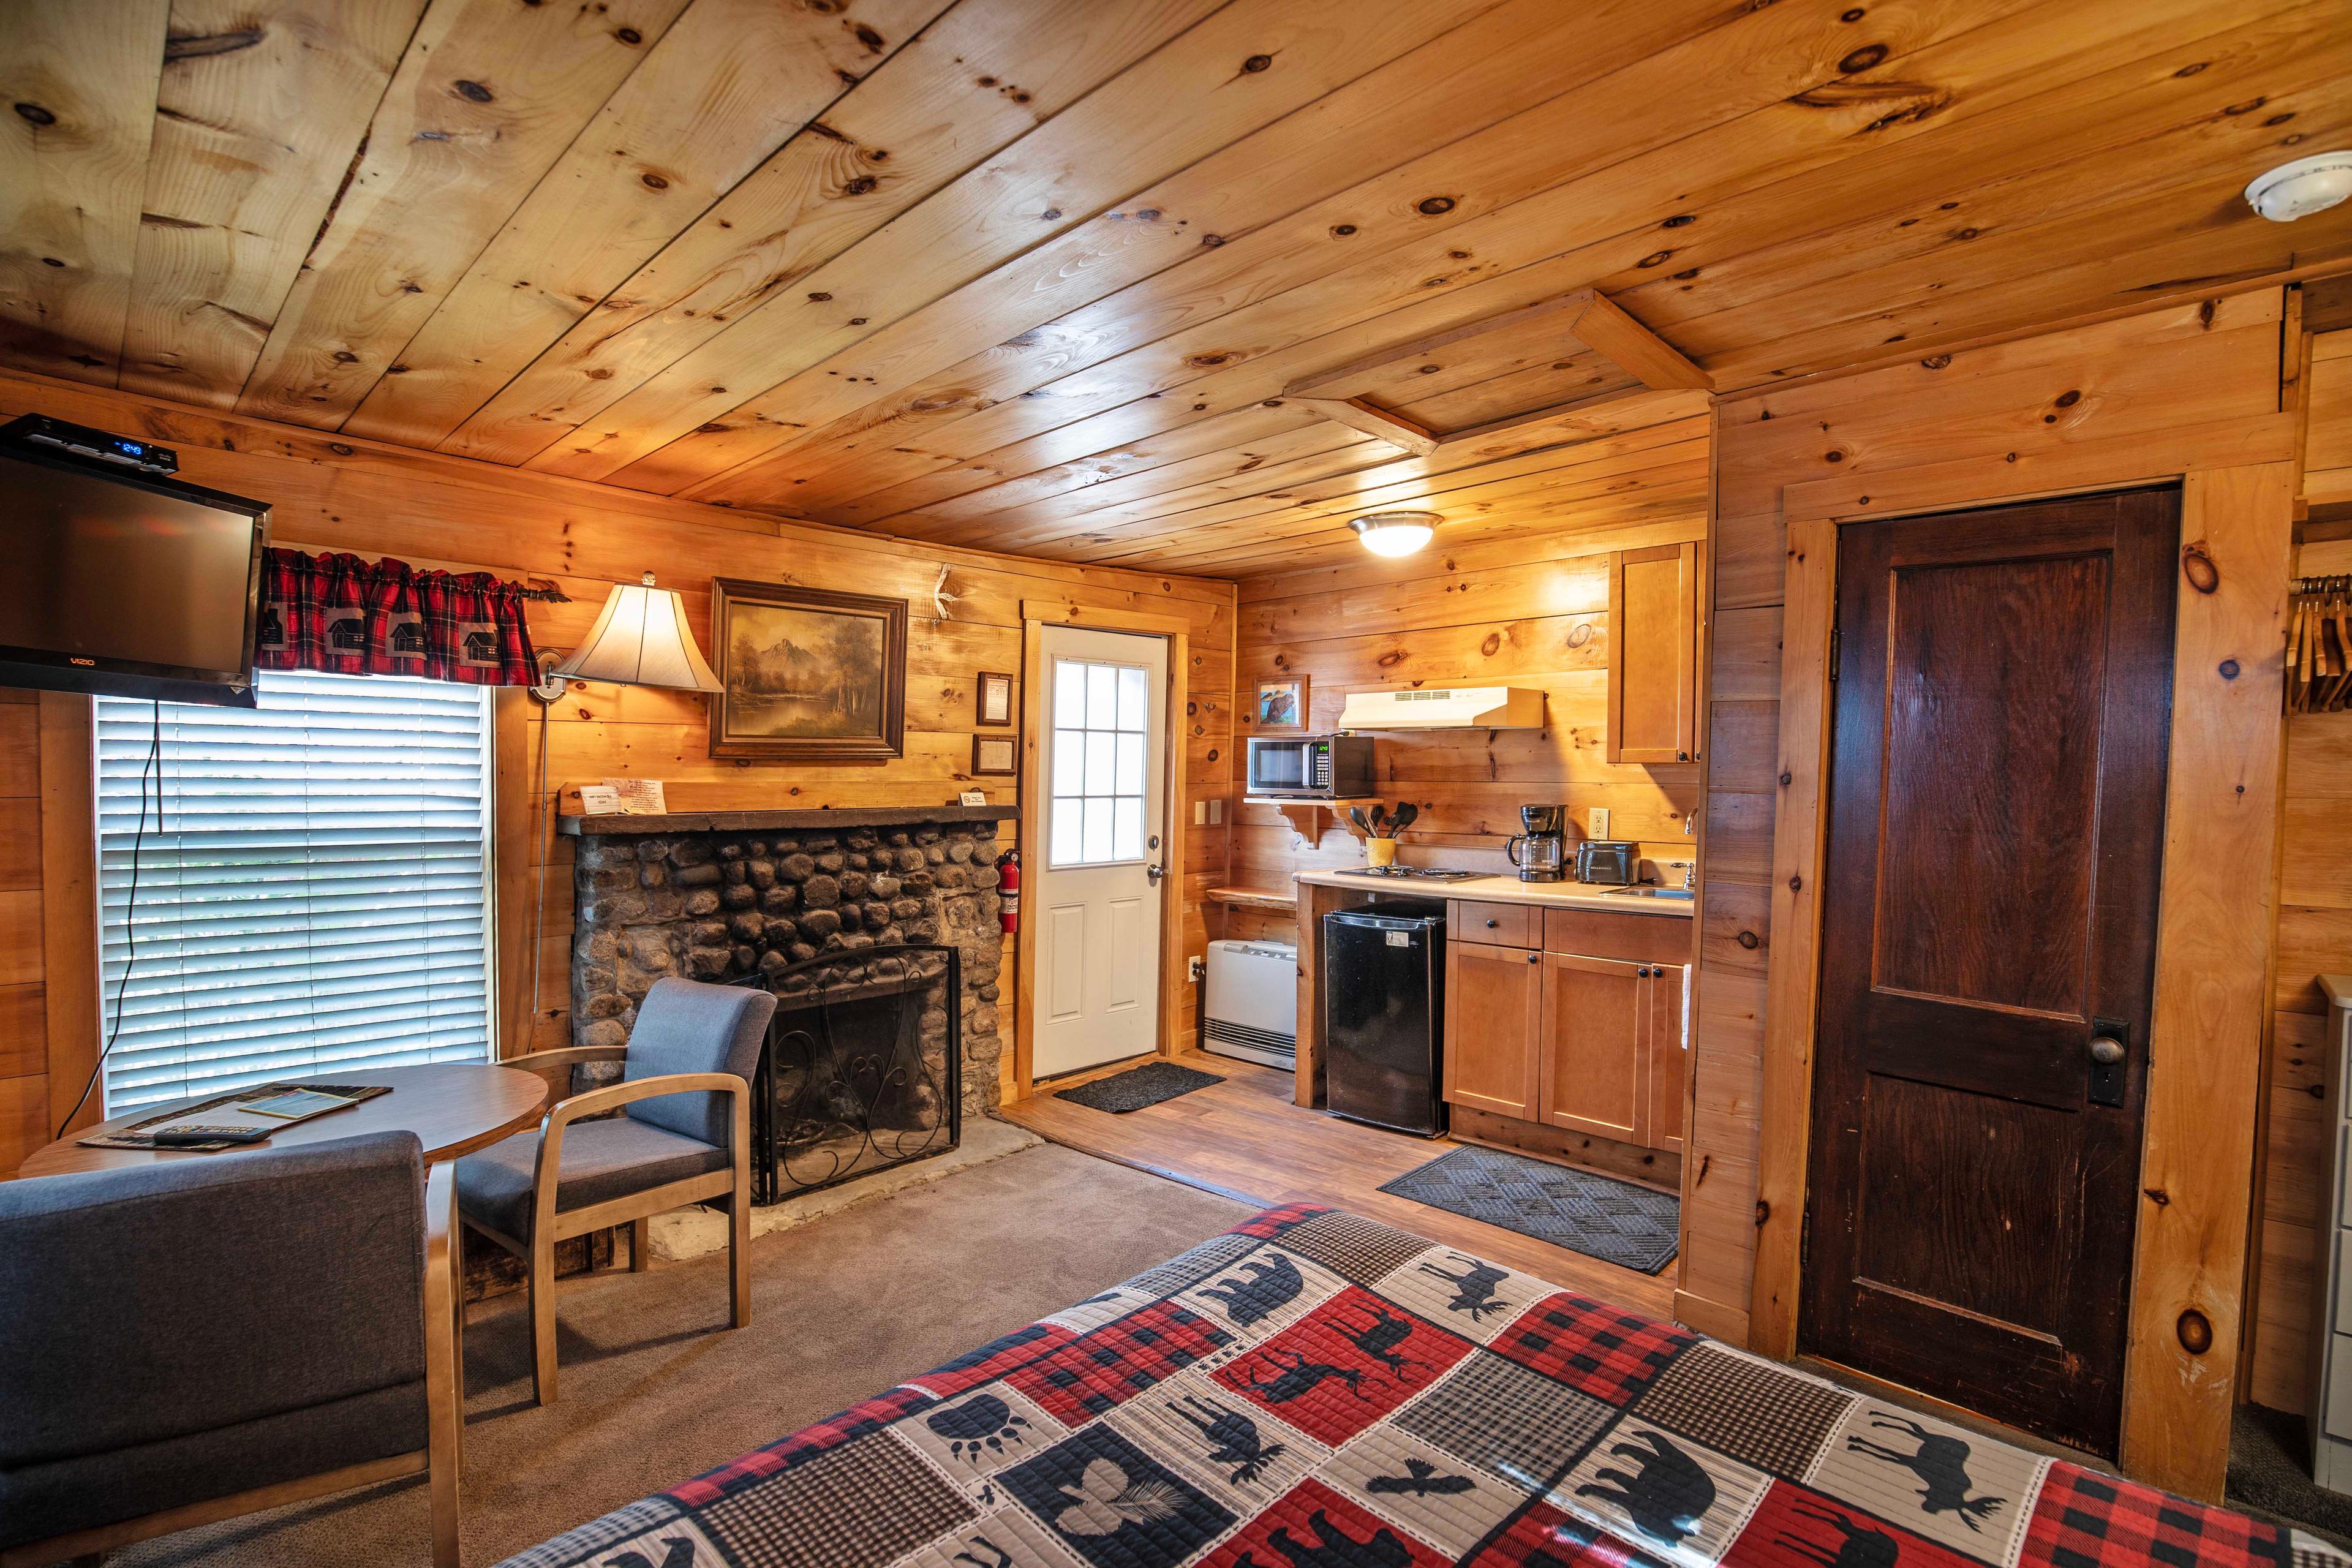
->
xmin=1450 ymin=900 xmax=1540 ymax=948
xmin=1543 ymin=908 xmax=1692 ymax=965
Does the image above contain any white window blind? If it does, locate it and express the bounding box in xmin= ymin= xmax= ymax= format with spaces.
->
xmin=96 ymin=670 xmax=496 ymax=1115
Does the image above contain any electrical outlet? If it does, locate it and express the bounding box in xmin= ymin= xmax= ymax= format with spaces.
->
xmin=1187 ymin=954 xmax=1205 ymax=982
xmin=1589 ymin=807 xmax=1610 ymax=839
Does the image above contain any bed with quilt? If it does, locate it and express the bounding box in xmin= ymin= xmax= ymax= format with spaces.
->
xmin=503 ymin=1204 xmax=2343 ymax=1568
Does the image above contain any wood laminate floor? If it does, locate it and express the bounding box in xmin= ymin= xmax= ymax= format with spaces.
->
xmin=1000 ymin=1047 xmax=1675 ymax=1319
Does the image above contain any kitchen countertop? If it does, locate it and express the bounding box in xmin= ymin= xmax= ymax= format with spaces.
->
xmin=1292 ymin=868 xmax=1694 ymax=918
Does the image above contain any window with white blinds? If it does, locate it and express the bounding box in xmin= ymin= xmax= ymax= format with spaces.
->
xmin=96 ymin=670 xmax=496 ymax=1115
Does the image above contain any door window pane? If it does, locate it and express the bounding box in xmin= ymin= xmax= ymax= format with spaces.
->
xmin=1047 ymin=656 xmax=1152 ymax=869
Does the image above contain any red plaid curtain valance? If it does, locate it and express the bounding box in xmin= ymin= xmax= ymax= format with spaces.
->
xmin=255 ymin=549 xmax=540 ymax=685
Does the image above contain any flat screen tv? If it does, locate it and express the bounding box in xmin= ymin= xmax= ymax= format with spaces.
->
xmin=0 ymin=432 xmax=268 ymax=707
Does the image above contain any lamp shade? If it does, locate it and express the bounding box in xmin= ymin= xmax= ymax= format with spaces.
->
xmin=552 ymin=573 xmax=722 ymax=692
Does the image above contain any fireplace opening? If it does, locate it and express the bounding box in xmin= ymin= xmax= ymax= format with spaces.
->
xmin=732 ymin=944 xmax=963 ymax=1202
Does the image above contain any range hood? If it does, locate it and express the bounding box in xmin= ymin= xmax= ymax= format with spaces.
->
xmin=1338 ymin=686 xmax=1544 ymax=731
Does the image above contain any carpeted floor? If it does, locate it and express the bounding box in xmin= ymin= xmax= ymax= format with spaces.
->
xmin=2228 ymin=1402 xmax=2352 ymax=1551
xmin=112 ymin=1140 xmax=1254 ymax=1567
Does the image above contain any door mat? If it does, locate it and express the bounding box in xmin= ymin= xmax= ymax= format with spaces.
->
xmin=1054 ymin=1061 xmax=1225 ymax=1114
xmin=1378 ymin=1142 xmax=1680 ymax=1275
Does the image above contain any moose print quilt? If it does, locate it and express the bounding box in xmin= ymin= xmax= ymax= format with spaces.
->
xmin=502 ymin=1204 xmax=2345 ymax=1568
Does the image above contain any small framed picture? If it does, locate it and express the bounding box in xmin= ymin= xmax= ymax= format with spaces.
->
xmin=971 ymin=734 xmax=1018 ymax=776
xmin=975 ymin=670 xmax=1014 ymax=726
xmin=1255 ymin=675 xmax=1309 ymax=731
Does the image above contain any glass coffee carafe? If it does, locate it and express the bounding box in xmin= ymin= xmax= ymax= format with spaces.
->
xmin=1506 ymin=804 xmax=1567 ymax=883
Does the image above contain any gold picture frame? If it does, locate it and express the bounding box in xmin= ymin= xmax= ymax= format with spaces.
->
xmin=708 ymin=579 xmax=907 ymax=762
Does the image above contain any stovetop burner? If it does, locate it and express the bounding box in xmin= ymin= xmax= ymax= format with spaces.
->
xmin=1329 ymin=865 xmax=1483 ymax=881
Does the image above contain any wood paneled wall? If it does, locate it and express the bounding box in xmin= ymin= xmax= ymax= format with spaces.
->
xmin=0 ymin=695 xmax=99 ymax=1178
xmin=1226 ymin=478 xmax=1710 ymax=922
xmin=0 ymin=367 xmax=1235 ymax=1172
xmin=1693 ymin=297 xmax=2295 ymax=1495
xmin=2247 ymin=322 xmax=2352 ymax=1412
xmin=0 ymin=692 xmax=46 ymax=1170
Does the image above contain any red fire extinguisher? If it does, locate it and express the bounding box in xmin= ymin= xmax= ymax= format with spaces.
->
xmin=997 ymin=848 xmax=1020 ymax=935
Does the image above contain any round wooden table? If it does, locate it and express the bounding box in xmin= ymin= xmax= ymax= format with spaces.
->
xmin=18 ymin=1064 xmax=549 ymax=1178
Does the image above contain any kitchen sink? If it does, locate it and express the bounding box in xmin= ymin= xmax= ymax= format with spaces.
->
xmin=1599 ymin=886 xmax=1695 ymax=900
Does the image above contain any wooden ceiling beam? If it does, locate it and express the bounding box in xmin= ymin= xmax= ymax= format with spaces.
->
xmin=924 ymin=399 xmax=1709 ymax=556
xmin=1290 ymin=397 xmax=1439 ymax=457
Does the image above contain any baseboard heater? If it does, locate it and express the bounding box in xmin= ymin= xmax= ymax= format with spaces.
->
xmin=1203 ymin=939 xmax=1298 ymax=1071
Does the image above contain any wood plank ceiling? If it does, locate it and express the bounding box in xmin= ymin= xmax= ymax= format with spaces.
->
xmin=4 ymin=0 xmax=2348 ymax=578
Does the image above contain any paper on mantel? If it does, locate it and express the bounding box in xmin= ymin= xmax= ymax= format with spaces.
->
xmin=600 ymin=778 xmax=666 ymax=815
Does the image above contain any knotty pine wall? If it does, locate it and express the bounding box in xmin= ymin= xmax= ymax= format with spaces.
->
xmin=1224 ymin=499 xmax=1709 ymax=938
xmin=0 ymin=368 xmax=1236 ymax=1174
xmin=2247 ymin=320 xmax=2352 ymax=1412
xmin=1686 ymin=288 xmax=2291 ymax=1352
xmin=0 ymin=692 xmax=47 ymax=1172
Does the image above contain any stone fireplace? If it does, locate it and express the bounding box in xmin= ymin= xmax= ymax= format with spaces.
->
xmin=561 ymin=806 xmax=1011 ymax=1125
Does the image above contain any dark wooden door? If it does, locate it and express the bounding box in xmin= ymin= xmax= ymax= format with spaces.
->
xmin=1799 ymin=487 xmax=2178 ymax=1457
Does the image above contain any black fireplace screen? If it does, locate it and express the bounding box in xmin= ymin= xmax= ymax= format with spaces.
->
xmin=729 ymin=944 xmax=962 ymax=1203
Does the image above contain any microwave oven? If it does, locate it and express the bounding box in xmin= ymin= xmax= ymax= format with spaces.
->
xmin=1246 ymin=734 xmax=1375 ymax=799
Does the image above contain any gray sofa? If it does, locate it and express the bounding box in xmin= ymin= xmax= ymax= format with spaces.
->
xmin=0 ymin=1130 xmax=460 ymax=1567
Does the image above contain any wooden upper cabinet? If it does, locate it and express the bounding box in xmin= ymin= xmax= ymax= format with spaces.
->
xmin=1442 ymin=940 xmax=1542 ymax=1121
xmin=1537 ymin=954 xmax=1648 ymax=1143
xmin=1607 ymin=542 xmax=1700 ymax=764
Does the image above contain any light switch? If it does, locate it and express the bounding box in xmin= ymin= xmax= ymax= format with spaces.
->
xmin=1194 ymin=798 xmax=1207 ymax=825
xmin=1589 ymin=807 xmax=1610 ymax=839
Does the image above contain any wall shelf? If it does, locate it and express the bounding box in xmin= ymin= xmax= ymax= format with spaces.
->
xmin=1205 ymin=884 xmax=1298 ymax=911
xmin=1244 ymin=796 xmax=1382 ymax=843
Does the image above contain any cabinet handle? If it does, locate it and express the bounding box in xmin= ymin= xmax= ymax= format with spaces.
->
xmin=1485 ymin=918 xmax=1498 ymax=929
xmin=1527 ymin=953 xmax=1539 ymax=964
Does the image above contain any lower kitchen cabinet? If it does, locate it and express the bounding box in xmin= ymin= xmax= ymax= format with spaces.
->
xmin=1539 ymin=954 xmax=1649 ymax=1143
xmin=1441 ymin=940 xmax=1542 ymax=1121
xmin=1440 ymin=901 xmax=1689 ymax=1155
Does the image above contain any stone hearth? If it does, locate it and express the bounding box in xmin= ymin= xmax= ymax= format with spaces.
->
xmin=563 ymin=807 xmax=1009 ymax=1117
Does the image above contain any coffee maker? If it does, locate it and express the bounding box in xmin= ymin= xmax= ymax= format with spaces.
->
xmin=1506 ymin=805 xmax=1567 ymax=883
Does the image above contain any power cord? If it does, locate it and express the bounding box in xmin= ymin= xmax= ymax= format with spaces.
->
xmin=55 ymin=698 xmax=160 ymax=1139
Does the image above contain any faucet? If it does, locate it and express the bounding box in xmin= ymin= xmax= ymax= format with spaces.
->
xmin=1672 ymin=859 xmax=1696 ymax=891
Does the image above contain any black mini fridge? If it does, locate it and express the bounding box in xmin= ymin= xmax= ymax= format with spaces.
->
xmin=1322 ymin=905 xmax=1446 ymax=1136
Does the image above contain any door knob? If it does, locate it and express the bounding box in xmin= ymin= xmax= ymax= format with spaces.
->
xmin=2088 ymin=1035 xmax=2125 ymax=1065
xmin=1145 ymin=864 xmax=1166 ymax=886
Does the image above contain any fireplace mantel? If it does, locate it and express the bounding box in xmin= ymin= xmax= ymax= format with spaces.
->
xmin=558 ymin=804 xmax=1018 ymax=837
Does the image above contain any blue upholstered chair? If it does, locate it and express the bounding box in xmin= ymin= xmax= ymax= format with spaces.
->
xmin=0 ymin=1131 xmax=461 ymax=1568
xmin=456 ymin=976 xmax=775 ymax=1404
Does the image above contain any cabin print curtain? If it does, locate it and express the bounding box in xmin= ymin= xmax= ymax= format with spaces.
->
xmin=256 ymin=549 xmax=539 ymax=685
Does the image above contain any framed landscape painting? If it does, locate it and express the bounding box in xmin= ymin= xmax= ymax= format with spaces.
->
xmin=709 ymin=579 xmax=907 ymax=761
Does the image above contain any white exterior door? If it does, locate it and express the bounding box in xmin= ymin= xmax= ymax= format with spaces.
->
xmin=1033 ymin=626 xmax=1169 ymax=1078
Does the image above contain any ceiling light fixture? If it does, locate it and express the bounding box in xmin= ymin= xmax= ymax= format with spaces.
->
xmin=1350 ymin=511 xmax=1438 ymax=557
xmin=2245 ymin=151 xmax=2352 ymax=222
